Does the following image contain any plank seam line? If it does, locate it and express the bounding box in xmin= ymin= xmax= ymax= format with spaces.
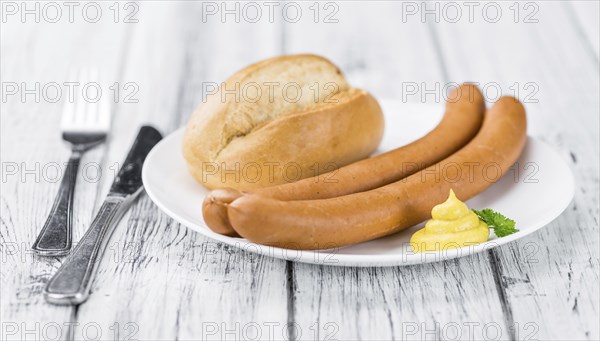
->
xmin=286 ymin=261 xmax=297 ymax=341
xmin=425 ymin=20 xmax=450 ymax=83
xmin=563 ymin=1 xmax=600 ymax=69
xmin=172 ymin=25 xmax=196 ymax=130
xmin=489 ymin=249 xmax=516 ymax=341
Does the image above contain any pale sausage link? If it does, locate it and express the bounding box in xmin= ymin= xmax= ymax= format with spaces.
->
xmin=203 ymin=83 xmax=485 ymax=236
xmin=227 ymin=96 xmax=527 ymax=250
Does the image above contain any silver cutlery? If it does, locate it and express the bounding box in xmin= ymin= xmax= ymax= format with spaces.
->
xmin=44 ymin=126 xmax=163 ymax=305
xmin=32 ymin=69 xmax=111 ymax=256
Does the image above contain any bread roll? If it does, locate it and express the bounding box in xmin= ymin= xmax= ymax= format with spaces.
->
xmin=183 ymin=54 xmax=384 ymax=191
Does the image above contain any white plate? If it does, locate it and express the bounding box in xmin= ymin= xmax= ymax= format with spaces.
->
xmin=142 ymin=101 xmax=574 ymax=267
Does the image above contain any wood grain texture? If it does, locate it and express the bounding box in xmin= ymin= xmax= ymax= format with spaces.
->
xmin=284 ymin=3 xmax=510 ymax=340
xmin=71 ymin=3 xmax=289 ymax=341
xmin=432 ymin=2 xmax=599 ymax=339
xmin=1 ymin=15 xmax=129 ymax=341
xmin=1 ymin=1 xmax=598 ymax=341
xmin=568 ymin=0 xmax=600 ymax=59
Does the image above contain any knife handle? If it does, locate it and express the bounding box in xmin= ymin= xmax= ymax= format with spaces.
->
xmin=44 ymin=197 xmax=125 ymax=305
xmin=31 ymin=152 xmax=81 ymax=256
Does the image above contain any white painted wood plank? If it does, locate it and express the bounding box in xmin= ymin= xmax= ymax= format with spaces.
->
xmin=293 ymin=256 xmax=514 ymax=341
xmin=432 ymin=2 xmax=599 ymax=339
xmin=2 ymin=2 xmax=597 ymax=340
xmin=285 ymin=3 xmax=510 ymax=340
xmin=283 ymin=2 xmax=445 ymax=100
xmin=71 ymin=3 xmax=289 ymax=340
xmin=1 ymin=13 xmax=129 ymax=340
xmin=568 ymin=0 xmax=600 ymax=59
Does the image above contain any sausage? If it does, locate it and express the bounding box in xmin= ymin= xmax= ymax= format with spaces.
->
xmin=227 ymin=96 xmax=527 ymax=250
xmin=203 ymin=83 xmax=486 ymax=236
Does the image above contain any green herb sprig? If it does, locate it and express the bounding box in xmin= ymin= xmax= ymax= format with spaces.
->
xmin=472 ymin=208 xmax=519 ymax=237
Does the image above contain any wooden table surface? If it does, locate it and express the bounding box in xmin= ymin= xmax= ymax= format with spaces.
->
xmin=2 ymin=1 xmax=599 ymax=340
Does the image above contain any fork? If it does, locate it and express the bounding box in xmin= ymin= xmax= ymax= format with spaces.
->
xmin=32 ymin=69 xmax=111 ymax=256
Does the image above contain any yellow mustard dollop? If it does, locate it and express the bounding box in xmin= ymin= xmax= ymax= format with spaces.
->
xmin=410 ymin=189 xmax=489 ymax=252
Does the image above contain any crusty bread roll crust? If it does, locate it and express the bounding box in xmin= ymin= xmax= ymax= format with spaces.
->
xmin=183 ymin=54 xmax=384 ymax=190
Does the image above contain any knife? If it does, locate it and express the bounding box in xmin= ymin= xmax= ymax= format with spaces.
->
xmin=44 ymin=126 xmax=163 ymax=305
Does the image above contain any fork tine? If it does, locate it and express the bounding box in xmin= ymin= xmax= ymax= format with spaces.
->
xmin=73 ymin=69 xmax=88 ymax=128
xmin=98 ymin=86 xmax=112 ymax=131
xmin=61 ymin=68 xmax=111 ymax=133
xmin=61 ymin=92 xmax=76 ymax=129
xmin=60 ymin=69 xmax=77 ymax=130
xmin=86 ymin=68 xmax=100 ymax=125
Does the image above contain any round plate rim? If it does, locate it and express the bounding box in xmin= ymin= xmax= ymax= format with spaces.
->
xmin=143 ymin=129 xmax=575 ymax=267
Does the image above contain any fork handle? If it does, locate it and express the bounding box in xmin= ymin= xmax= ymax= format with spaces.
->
xmin=32 ymin=151 xmax=82 ymax=256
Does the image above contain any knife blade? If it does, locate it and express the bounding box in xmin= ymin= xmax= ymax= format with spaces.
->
xmin=44 ymin=126 xmax=163 ymax=305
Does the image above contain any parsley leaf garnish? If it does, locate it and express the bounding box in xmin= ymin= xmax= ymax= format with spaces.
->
xmin=472 ymin=208 xmax=519 ymax=237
